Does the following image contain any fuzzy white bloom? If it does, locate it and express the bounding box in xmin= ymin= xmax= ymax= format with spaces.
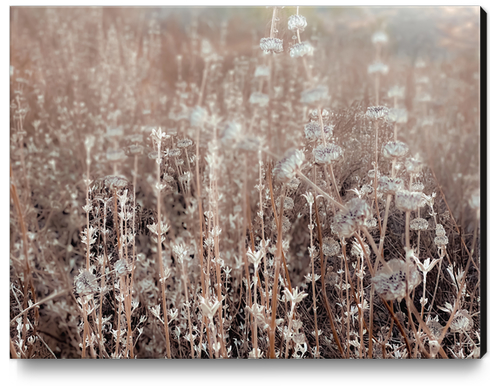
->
xmin=372 ymin=31 xmax=388 ymax=44
xmin=273 ymin=149 xmax=305 ymax=183
xmin=368 ymin=62 xmax=389 ymax=75
xmin=260 ymin=37 xmax=283 ymax=54
xmin=301 ymin=86 xmax=329 ymax=106
xmin=290 ymin=42 xmax=314 ymax=58
xmin=366 ymin=106 xmax=390 ymax=120
xmin=313 ymin=143 xmax=343 ymax=165
xmin=378 ymin=176 xmax=404 ymax=195
xmin=304 ymin=121 xmax=334 ymax=141
xmin=410 ymin=217 xmax=429 ymax=231
xmin=388 ymin=85 xmax=405 ymax=98
xmin=254 ymin=65 xmax=270 ymax=78
xmin=372 ymin=259 xmax=421 ymax=302
xmin=75 ymin=269 xmax=98 ymax=296
xmin=395 ymin=190 xmax=424 ymax=212
xmin=382 ymin=141 xmax=409 ymax=160
xmin=288 ymin=14 xmax=307 ymax=32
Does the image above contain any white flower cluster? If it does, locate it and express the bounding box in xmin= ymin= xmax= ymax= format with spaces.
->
xmin=260 ymin=37 xmax=283 ymax=54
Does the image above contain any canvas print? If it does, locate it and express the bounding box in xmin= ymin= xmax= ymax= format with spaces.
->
xmin=9 ymin=6 xmax=482 ymax=359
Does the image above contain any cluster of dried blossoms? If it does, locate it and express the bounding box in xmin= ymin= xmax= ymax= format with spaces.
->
xmin=9 ymin=6 xmax=479 ymax=360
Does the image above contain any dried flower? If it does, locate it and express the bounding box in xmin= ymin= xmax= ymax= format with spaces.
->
xmin=388 ymin=85 xmax=405 ymax=98
xmin=114 ymin=259 xmax=130 ymax=276
xmin=313 ymin=143 xmax=343 ymax=165
xmin=283 ymin=287 xmax=308 ymax=304
xmin=411 ymin=183 xmax=425 ymax=192
xmin=288 ymin=14 xmax=307 ymax=32
xmin=351 ymin=239 xmax=370 ymax=258
xmin=395 ymin=190 xmax=424 ymax=212
xmin=405 ymin=157 xmax=423 ymax=174
xmin=260 ymin=37 xmax=283 ymax=54
xmin=301 ymin=86 xmax=329 ymax=106
xmin=167 ymin=148 xmax=181 ymax=157
xmin=434 ymin=235 xmax=448 ymax=246
xmin=410 ymin=217 xmax=429 ymax=231
xmin=427 ymin=317 xmax=443 ymax=339
xmin=372 ymin=31 xmax=388 ymax=44
xmin=276 ymin=196 xmax=294 ymax=211
xmin=450 ymin=310 xmax=474 ymax=333
xmin=361 ymin=184 xmax=374 ymax=196
xmin=177 ymin=138 xmax=193 ymax=148
xmin=254 ymin=65 xmax=270 ymax=78
xmin=190 ymin=106 xmax=207 ymax=127
xmin=372 ymin=259 xmax=421 ymax=302
xmin=273 ymin=149 xmax=305 ymax=183
xmin=304 ymin=121 xmax=333 ymax=141
xmin=368 ymin=62 xmax=389 ymax=75
xmin=331 ymin=198 xmax=371 ymax=238
xmin=365 ymin=217 xmax=377 ymax=228
xmin=308 ymin=108 xmax=328 ymax=121
xmin=366 ymin=106 xmax=390 ymax=120
xmin=75 ymin=269 xmax=98 ymax=296
xmin=290 ymin=42 xmax=314 ymax=58
xmin=435 ymin=224 xmax=446 ymax=237
xmin=387 ymin=108 xmax=408 ymax=124
xmin=378 ymin=176 xmax=404 ymax=195
xmin=382 ymin=141 xmax=409 ymax=160
xmin=106 ymin=148 xmax=126 ymax=162
xmin=221 ymin=121 xmax=242 ymax=142
xmin=322 ymin=237 xmax=340 ymax=257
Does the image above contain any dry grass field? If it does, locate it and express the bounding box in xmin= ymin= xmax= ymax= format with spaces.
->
xmin=9 ymin=6 xmax=482 ymax=359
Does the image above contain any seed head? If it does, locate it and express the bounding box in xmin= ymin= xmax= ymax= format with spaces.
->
xmin=313 ymin=143 xmax=343 ymax=165
xmin=411 ymin=183 xmax=425 ymax=192
xmin=273 ymin=149 xmax=305 ymax=184
xmin=190 ymin=106 xmax=207 ymax=127
xmin=254 ymin=65 xmax=270 ymax=78
xmin=372 ymin=31 xmax=388 ymax=44
xmin=388 ymin=85 xmax=405 ymax=98
xmin=308 ymin=109 xmax=329 ymax=121
xmin=387 ymin=108 xmax=408 ymax=123
xmin=260 ymin=37 xmax=283 ymax=54
xmin=322 ymin=237 xmax=340 ymax=257
xmin=405 ymin=156 xmax=423 ymax=174
xmin=410 ymin=217 xmax=429 ymax=231
xmin=382 ymin=141 xmax=409 ymax=160
xmin=395 ymin=190 xmax=424 ymax=212
xmin=377 ymin=176 xmax=404 ymax=195
xmin=435 ymin=224 xmax=446 ymax=237
xmin=450 ymin=310 xmax=474 ymax=333
xmin=114 ymin=259 xmax=130 ymax=277
xmin=290 ymin=42 xmax=314 ymax=58
xmin=434 ymin=235 xmax=448 ymax=246
xmin=221 ymin=121 xmax=242 ymax=142
xmin=366 ymin=106 xmax=390 ymax=120
xmin=331 ymin=198 xmax=371 ymax=238
xmin=288 ymin=14 xmax=307 ymax=32
xmin=372 ymin=259 xmax=421 ymax=302
xmin=368 ymin=62 xmax=389 ymax=75
xmin=177 ymin=138 xmax=193 ymax=148
xmin=304 ymin=121 xmax=333 ymax=141
xmin=75 ymin=269 xmax=98 ymax=296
